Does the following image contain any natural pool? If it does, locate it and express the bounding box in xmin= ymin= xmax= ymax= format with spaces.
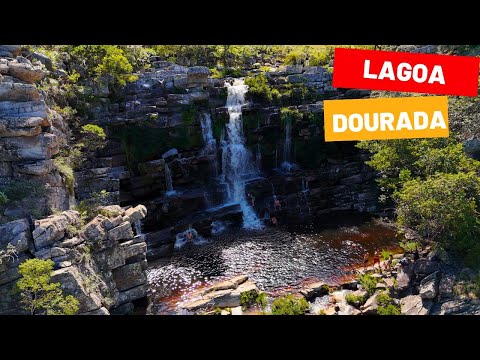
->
xmin=146 ymin=214 xmax=401 ymax=314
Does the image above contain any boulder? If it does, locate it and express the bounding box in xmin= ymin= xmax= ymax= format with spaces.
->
xmin=400 ymin=295 xmax=432 ymax=315
xmin=181 ymin=278 xmax=259 ymax=311
xmin=414 ymin=259 xmax=440 ymax=276
xmin=116 ymin=284 xmax=148 ymax=306
xmin=0 ymin=218 xmax=31 ymax=253
xmin=0 ymin=133 xmax=59 ymax=161
xmin=92 ymin=246 xmax=125 ymax=271
xmin=121 ymin=241 xmax=147 ymax=260
xmin=82 ymin=215 xmax=108 ymax=243
xmin=32 ymin=210 xmax=80 ymax=250
xmin=300 ymin=282 xmax=330 ymax=300
xmin=13 ymin=160 xmax=54 ymax=176
xmin=123 ymin=205 xmax=147 ymax=223
xmin=0 ymin=100 xmax=47 ymax=118
xmin=0 ymin=82 xmax=40 ymax=102
xmin=30 ymin=52 xmax=53 ymax=71
xmin=0 ymin=45 xmax=22 ymax=57
xmin=51 ymin=266 xmax=103 ymax=314
xmin=7 ymin=61 xmax=46 ymax=83
xmin=341 ymin=280 xmax=358 ymax=290
xmin=102 ymin=215 xmax=123 ymax=231
xmin=80 ymin=307 xmax=109 ymax=315
xmin=419 ymin=271 xmax=440 ymax=299
xmin=108 ymin=221 xmax=134 ymax=242
xmin=436 ymin=299 xmax=480 ymax=315
xmin=112 ymin=262 xmax=147 ymax=291
xmin=203 ymin=275 xmax=248 ymax=293
xmin=58 ymin=236 xmax=84 ymax=248
xmin=396 ymin=267 xmax=412 ymax=291
xmin=186 ymin=66 xmax=210 ymax=87
xmin=360 ymin=291 xmax=381 ymax=315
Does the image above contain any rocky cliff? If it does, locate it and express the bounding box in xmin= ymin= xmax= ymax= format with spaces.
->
xmin=0 ymin=204 xmax=148 ymax=315
xmin=0 ymin=46 xmax=70 ymax=223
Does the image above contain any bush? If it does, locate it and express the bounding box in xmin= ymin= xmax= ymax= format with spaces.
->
xmin=396 ymin=172 xmax=480 ymax=261
xmin=399 ymin=241 xmax=421 ymax=253
xmin=271 ymin=294 xmax=309 ymax=315
xmin=280 ymin=107 xmax=304 ymax=124
xmin=255 ymin=292 xmax=268 ymax=310
xmin=16 ymin=259 xmax=79 ymax=315
xmin=358 ymin=273 xmax=378 ymax=296
xmin=244 ymin=73 xmax=280 ymax=104
xmin=240 ymin=290 xmax=258 ymax=309
xmin=0 ymin=191 xmax=8 ymax=206
xmin=74 ymin=190 xmax=109 ymax=224
xmin=381 ymin=249 xmax=393 ymax=261
xmin=3 ymin=179 xmax=45 ymax=202
xmin=345 ymin=293 xmax=366 ymax=307
xmin=53 ymin=157 xmax=75 ymax=195
xmin=376 ymin=293 xmax=401 ymax=315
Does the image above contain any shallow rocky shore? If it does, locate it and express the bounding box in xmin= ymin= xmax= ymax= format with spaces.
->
xmin=177 ymin=244 xmax=480 ymax=315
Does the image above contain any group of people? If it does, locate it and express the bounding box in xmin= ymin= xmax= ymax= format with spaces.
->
xmin=248 ymin=193 xmax=283 ymax=226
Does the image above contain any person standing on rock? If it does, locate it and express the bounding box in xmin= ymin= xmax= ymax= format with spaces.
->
xmin=274 ymin=198 xmax=282 ymax=211
xmin=248 ymin=193 xmax=256 ymax=207
xmin=305 ymin=53 xmax=310 ymax=67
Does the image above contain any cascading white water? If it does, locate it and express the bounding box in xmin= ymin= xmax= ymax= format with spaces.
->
xmin=134 ymin=219 xmax=143 ymax=236
xmin=200 ymin=112 xmax=217 ymax=154
xmin=221 ymin=79 xmax=263 ymax=229
xmin=280 ymin=114 xmax=298 ymax=172
xmin=256 ymin=143 xmax=262 ymax=171
xmin=164 ymin=163 xmax=176 ymax=196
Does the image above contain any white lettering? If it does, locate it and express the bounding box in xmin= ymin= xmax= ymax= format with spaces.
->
xmin=380 ymin=113 xmax=395 ymax=131
xmin=333 ymin=114 xmax=348 ymax=132
xmin=413 ymin=64 xmax=428 ymax=83
xmin=363 ymin=60 xmax=378 ymax=79
xmin=414 ymin=112 xmax=429 ymax=130
xmin=364 ymin=113 xmax=379 ymax=131
xmin=430 ymin=111 xmax=447 ymax=129
xmin=396 ymin=112 xmax=413 ymax=130
xmin=378 ymin=61 xmax=395 ymax=80
xmin=397 ymin=63 xmax=412 ymax=82
xmin=349 ymin=114 xmax=363 ymax=132
xmin=428 ymin=65 xmax=445 ymax=84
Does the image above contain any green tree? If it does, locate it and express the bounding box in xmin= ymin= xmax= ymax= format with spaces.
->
xmin=16 ymin=259 xmax=79 ymax=315
xmin=395 ymin=172 xmax=480 ymax=259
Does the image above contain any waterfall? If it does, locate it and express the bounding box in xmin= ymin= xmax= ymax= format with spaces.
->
xmin=200 ymin=112 xmax=216 ymax=155
xmin=281 ymin=115 xmax=297 ymax=172
xmin=174 ymin=228 xmax=206 ymax=249
xmin=165 ymin=163 xmax=176 ymax=196
xmin=221 ymin=79 xmax=262 ymax=230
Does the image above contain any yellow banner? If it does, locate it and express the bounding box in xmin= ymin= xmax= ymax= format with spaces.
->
xmin=324 ymin=96 xmax=449 ymax=141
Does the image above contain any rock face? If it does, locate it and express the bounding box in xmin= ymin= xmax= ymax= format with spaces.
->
xmin=0 ymin=206 xmax=149 ymax=315
xmin=419 ymin=271 xmax=440 ymax=299
xmin=0 ymin=50 xmax=70 ymax=223
xmin=400 ymin=295 xmax=432 ymax=315
xmin=180 ymin=275 xmax=259 ymax=313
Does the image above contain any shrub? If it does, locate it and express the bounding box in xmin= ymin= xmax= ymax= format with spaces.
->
xmin=396 ymin=172 xmax=480 ymax=262
xmin=357 ymin=273 xmax=378 ymax=296
xmin=74 ymin=190 xmax=109 ymax=224
xmin=53 ymin=157 xmax=75 ymax=195
xmin=240 ymin=290 xmax=258 ymax=309
xmin=3 ymin=179 xmax=45 ymax=202
xmin=0 ymin=191 xmax=8 ymax=206
xmin=16 ymin=259 xmax=79 ymax=315
xmin=271 ymin=294 xmax=309 ymax=315
xmin=255 ymin=292 xmax=268 ymax=310
xmin=376 ymin=293 xmax=401 ymax=315
xmin=345 ymin=293 xmax=366 ymax=307
xmin=244 ymin=73 xmax=280 ymax=104
xmin=381 ymin=249 xmax=393 ymax=261
xmin=399 ymin=241 xmax=421 ymax=253
xmin=280 ymin=107 xmax=304 ymax=124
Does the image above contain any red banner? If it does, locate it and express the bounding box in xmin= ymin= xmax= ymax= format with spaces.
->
xmin=332 ymin=48 xmax=479 ymax=97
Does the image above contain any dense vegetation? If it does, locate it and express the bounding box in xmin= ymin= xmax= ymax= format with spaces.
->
xmin=16 ymin=259 xmax=79 ymax=315
xmin=271 ymin=294 xmax=309 ymax=315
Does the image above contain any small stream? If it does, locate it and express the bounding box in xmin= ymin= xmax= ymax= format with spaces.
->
xmin=146 ymin=214 xmax=401 ymax=314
